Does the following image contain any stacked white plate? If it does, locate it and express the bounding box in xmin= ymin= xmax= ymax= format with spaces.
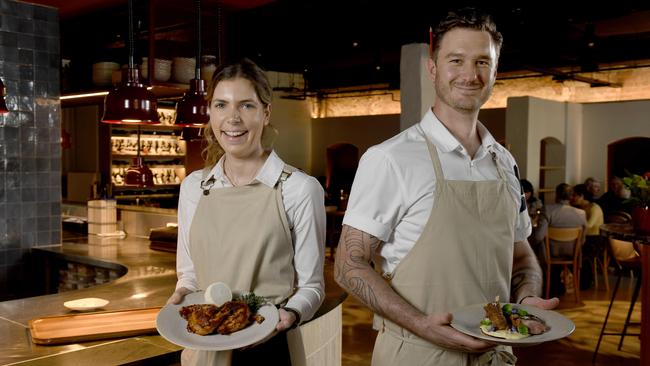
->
xmin=141 ymin=57 xmax=172 ymax=82
xmin=173 ymin=57 xmax=196 ymax=84
xmin=92 ymin=62 xmax=120 ymax=86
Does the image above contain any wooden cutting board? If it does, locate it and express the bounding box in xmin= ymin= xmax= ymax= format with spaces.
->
xmin=29 ymin=307 xmax=162 ymax=345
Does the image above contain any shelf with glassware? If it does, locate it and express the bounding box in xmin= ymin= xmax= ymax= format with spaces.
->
xmin=109 ymin=107 xmax=187 ymax=189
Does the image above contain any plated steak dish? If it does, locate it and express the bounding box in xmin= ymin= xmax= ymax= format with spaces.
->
xmin=479 ymin=296 xmax=550 ymax=340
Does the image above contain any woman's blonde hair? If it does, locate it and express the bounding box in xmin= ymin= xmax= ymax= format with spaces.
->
xmin=202 ymin=58 xmax=278 ymax=167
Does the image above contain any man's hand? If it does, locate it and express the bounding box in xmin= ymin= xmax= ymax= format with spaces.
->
xmin=415 ymin=313 xmax=496 ymax=353
xmin=167 ymin=287 xmax=193 ymax=304
xmin=520 ymin=296 xmax=560 ymax=310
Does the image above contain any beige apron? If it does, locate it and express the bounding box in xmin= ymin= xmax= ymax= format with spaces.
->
xmin=181 ymin=166 xmax=297 ymax=366
xmin=372 ymin=137 xmax=519 ymax=366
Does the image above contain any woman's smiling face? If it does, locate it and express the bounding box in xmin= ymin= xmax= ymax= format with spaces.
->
xmin=209 ymin=77 xmax=270 ymax=160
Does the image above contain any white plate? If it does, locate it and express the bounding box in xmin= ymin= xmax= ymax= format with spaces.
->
xmin=156 ymin=292 xmax=279 ymax=351
xmin=63 ymin=297 xmax=110 ymax=311
xmin=450 ymin=303 xmax=575 ymax=346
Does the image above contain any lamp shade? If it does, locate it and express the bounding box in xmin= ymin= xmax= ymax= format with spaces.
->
xmin=175 ymin=79 xmax=209 ymax=126
xmin=102 ymin=68 xmax=159 ymax=124
xmin=0 ymin=78 xmax=8 ymax=114
xmin=125 ymin=157 xmax=154 ymax=187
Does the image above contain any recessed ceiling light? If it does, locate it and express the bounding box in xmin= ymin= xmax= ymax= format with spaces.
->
xmin=352 ymin=41 xmax=359 ymax=47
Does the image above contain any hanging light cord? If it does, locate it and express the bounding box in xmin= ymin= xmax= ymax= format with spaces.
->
xmin=137 ymin=125 xmax=141 ymax=158
xmin=128 ymin=0 xmax=135 ymax=70
xmin=217 ymin=3 xmax=222 ymax=65
xmin=195 ymin=0 xmax=202 ymax=80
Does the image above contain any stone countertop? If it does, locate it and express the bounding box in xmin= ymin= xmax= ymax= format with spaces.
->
xmin=0 ymin=234 xmax=346 ymax=365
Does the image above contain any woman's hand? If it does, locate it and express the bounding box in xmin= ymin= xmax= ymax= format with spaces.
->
xmin=167 ymin=287 xmax=193 ymax=304
xmin=243 ymin=308 xmax=297 ymax=350
xmin=276 ymin=308 xmax=298 ymax=332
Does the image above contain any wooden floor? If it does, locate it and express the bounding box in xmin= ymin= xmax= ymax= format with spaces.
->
xmin=340 ymin=270 xmax=641 ymax=366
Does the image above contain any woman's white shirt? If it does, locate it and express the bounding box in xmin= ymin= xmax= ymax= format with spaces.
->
xmin=176 ymin=151 xmax=326 ymax=322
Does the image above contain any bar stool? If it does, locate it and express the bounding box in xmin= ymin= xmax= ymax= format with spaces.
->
xmin=592 ymin=238 xmax=641 ymax=363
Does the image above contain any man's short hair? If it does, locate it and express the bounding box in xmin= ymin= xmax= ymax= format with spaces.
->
xmin=555 ymin=183 xmax=573 ymax=201
xmin=431 ymin=7 xmax=503 ymax=60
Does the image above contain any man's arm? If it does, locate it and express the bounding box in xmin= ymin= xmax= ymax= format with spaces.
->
xmin=334 ymin=225 xmax=495 ymax=352
xmin=511 ymin=240 xmax=559 ymax=309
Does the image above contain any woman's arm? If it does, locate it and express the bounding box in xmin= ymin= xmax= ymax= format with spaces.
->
xmin=169 ymin=176 xmax=201 ymax=303
xmin=283 ymin=175 xmax=326 ymax=324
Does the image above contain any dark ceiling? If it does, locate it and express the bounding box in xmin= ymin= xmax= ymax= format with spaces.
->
xmin=26 ymin=0 xmax=650 ymax=92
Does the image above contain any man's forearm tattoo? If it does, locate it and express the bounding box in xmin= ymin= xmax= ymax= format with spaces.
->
xmin=335 ymin=227 xmax=383 ymax=311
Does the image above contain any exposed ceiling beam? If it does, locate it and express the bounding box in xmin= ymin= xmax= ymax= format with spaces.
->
xmin=524 ymin=66 xmax=621 ymax=88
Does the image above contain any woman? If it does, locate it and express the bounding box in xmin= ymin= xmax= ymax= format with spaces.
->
xmin=571 ymin=183 xmax=605 ymax=290
xmin=520 ymin=179 xmax=543 ymax=217
xmin=168 ymin=59 xmax=326 ymax=365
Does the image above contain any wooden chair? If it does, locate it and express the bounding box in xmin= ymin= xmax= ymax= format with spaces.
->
xmin=593 ymin=211 xmax=633 ymax=292
xmin=544 ymin=226 xmax=583 ymax=302
xmin=592 ymin=238 xmax=641 ymax=363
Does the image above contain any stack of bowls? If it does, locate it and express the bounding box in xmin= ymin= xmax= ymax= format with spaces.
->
xmin=201 ymin=55 xmax=217 ymax=82
xmin=173 ymin=57 xmax=196 ymax=84
xmin=92 ymin=62 xmax=120 ymax=86
xmin=141 ymin=57 xmax=172 ymax=82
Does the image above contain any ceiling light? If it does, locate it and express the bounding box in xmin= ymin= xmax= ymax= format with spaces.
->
xmin=0 ymin=78 xmax=8 ymax=114
xmin=175 ymin=0 xmax=209 ymax=127
xmin=124 ymin=125 xmax=154 ymax=187
xmin=101 ymin=0 xmax=158 ymax=124
xmin=352 ymin=41 xmax=359 ymax=47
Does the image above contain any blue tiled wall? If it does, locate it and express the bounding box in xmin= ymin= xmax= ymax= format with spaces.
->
xmin=0 ymin=0 xmax=61 ymax=298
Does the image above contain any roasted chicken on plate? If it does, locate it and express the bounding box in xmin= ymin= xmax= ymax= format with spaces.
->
xmin=180 ymin=300 xmax=264 ymax=336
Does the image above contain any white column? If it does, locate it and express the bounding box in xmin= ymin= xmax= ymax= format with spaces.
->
xmin=399 ymin=43 xmax=435 ymax=131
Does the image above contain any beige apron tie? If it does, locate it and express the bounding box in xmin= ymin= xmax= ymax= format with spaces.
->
xmin=475 ymin=348 xmax=517 ymax=366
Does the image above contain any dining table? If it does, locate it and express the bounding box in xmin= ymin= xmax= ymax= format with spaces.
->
xmin=600 ymin=223 xmax=650 ymax=364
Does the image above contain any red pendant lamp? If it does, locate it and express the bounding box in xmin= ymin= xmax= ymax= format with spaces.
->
xmin=101 ymin=0 xmax=159 ymax=124
xmin=0 ymin=78 xmax=8 ymax=114
xmin=124 ymin=126 xmax=155 ymax=187
xmin=174 ymin=0 xmax=209 ymax=127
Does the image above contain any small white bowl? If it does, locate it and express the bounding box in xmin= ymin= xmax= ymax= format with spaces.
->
xmin=64 ymin=297 xmax=110 ymax=311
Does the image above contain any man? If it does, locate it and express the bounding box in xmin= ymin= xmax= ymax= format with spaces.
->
xmin=584 ymin=177 xmax=602 ymax=200
xmin=598 ymin=176 xmax=632 ymax=217
xmin=335 ymin=8 xmax=558 ymax=365
xmin=534 ymin=183 xmax=587 ymax=295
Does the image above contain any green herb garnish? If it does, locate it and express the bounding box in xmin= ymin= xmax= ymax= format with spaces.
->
xmin=480 ymin=318 xmax=492 ymax=326
xmin=517 ymin=324 xmax=529 ymax=335
xmin=237 ymin=292 xmax=266 ymax=313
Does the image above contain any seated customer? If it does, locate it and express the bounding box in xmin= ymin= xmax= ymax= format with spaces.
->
xmin=598 ymin=176 xmax=632 ymax=216
xmin=571 ymin=183 xmax=605 ymax=289
xmin=521 ymin=179 xmax=543 ymax=217
xmin=584 ymin=177 xmax=602 ymax=201
xmin=534 ymin=183 xmax=587 ymax=296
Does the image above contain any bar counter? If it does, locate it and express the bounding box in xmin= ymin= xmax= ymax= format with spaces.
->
xmin=0 ymin=234 xmax=346 ymax=365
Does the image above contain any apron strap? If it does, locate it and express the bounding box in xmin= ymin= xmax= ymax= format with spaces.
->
xmin=489 ymin=150 xmax=507 ymax=181
xmin=424 ymin=138 xmax=445 ymax=198
xmin=279 ymin=164 xmax=298 ymax=183
xmin=200 ymin=167 xmax=217 ymax=196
